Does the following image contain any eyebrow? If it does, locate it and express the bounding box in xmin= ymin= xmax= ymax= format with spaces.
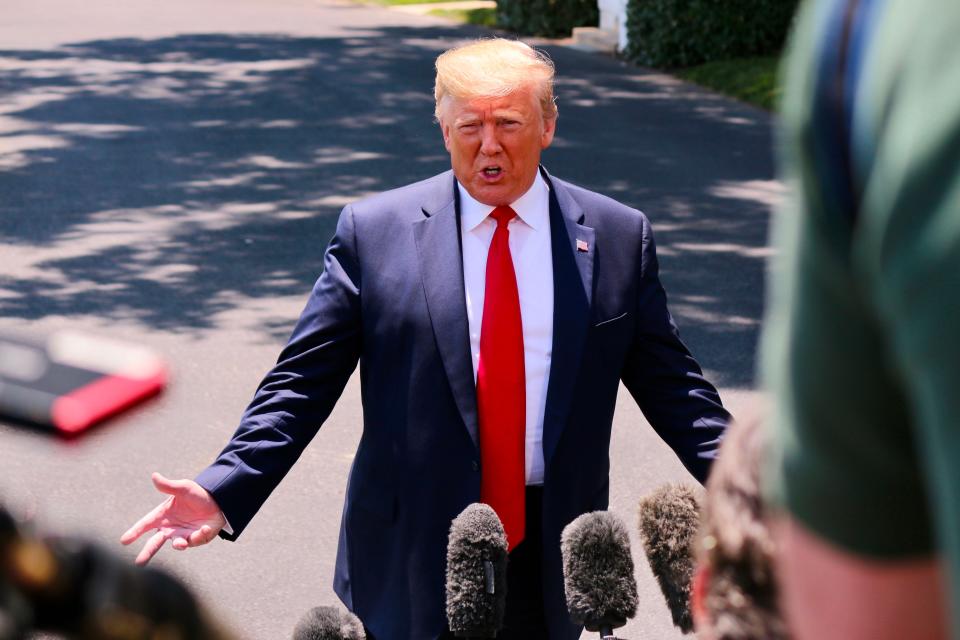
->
xmin=454 ymin=111 xmax=525 ymax=125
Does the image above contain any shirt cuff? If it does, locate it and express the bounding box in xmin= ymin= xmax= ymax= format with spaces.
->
xmin=221 ymin=513 xmax=234 ymax=536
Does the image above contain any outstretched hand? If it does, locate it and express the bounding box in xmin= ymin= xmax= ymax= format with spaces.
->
xmin=121 ymin=472 xmax=226 ymax=566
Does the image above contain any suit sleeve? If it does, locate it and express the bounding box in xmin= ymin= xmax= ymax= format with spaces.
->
xmin=620 ymin=214 xmax=729 ymax=484
xmin=195 ymin=205 xmax=363 ymax=539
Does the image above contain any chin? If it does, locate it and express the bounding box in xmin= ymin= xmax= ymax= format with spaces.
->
xmin=470 ymin=187 xmax=509 ymax=207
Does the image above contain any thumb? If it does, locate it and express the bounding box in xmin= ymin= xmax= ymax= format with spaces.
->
xmin=151 ymin=472 xmax=192 ymax=496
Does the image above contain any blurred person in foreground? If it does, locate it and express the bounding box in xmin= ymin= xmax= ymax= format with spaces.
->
xmin=0 ymin=502 xmax=234 ymax=640
xmin=762 ymin=0 xmax=960 ymax=638
xmin=120 ymin=38 xmax=729 ymax=639
xmin=693 ymin=417 xmax=789 ymax=640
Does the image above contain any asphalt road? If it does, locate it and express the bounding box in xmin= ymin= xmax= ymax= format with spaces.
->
xmin=0 ymin=1 xmax=776 ymax=638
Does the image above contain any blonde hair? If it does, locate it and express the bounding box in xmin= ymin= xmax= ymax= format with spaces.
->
xmin=434 ymin=38 xmax=557 ymax=122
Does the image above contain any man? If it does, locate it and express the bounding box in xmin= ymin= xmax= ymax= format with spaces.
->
xmin=762 ymin=0 xmax=960 ymax=637
xmin=122 ymin=39 xmax=728 ymax=639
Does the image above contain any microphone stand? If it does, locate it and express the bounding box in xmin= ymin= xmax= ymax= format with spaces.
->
xmin=592 ymin=618 xmax=625 ymax=639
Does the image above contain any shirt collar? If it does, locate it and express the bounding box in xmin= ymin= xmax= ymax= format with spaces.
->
xmin=458 ymin=170 xmax=550 ymax=232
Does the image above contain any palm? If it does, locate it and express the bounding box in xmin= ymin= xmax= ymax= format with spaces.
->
xmin=156 ymin=493 xmax=221 ymax=536
xmin=121 ymin=473 xmax=226 ymax=565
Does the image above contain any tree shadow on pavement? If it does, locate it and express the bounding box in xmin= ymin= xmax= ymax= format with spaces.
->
xmin=0 ymin=27 xmax=776 ymax=388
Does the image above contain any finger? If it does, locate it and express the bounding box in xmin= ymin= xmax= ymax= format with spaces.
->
xmin=187 ymin=524 xmax=217 ymax=548
xmin=120 ymin=499 xmax=171 ymax=545
xmin=134 ymin=530 xmax=168 ymax=566
xmin=171 ymin=536 xmax=189 ymax=551
xmin=151 ymin=472 xmax=193 ymax=496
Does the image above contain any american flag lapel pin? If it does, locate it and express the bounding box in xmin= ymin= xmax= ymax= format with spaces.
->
xmin=576 ymin=238 xmax=589 ymax=252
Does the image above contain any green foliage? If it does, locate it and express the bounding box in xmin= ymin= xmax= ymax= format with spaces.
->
xmin=496 ymin=0 xmax=599 ymax=38
xmin=429 ymin=7 xmax=498 ymax=26
xmin=625 ymin=0 xmax=799 ymax=68
xmin=373 ymin=0 xmax=459 ymax=5
xmin=675 ymin=56 xmax=781 ymax=110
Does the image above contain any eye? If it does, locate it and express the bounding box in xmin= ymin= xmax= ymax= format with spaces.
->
xmin=458 ymin=123 xmax=480 ymax=133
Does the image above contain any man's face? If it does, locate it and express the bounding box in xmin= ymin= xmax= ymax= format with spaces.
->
xmin=440 ymin=85 xmax=556 ymax=206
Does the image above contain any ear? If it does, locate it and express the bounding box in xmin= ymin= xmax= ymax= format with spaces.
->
xmin=540 ymin=115 xmax=557 ymax=150
xmin=441 ymin=119 xmax=452 ymax=152
xmin=692 ymin=564 xmax=712 ymax=636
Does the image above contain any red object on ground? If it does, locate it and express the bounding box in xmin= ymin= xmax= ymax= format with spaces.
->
xmin=0 ymin=330 xmax=168 ymax=436
xmin=51 ymin=368 xmax=167 ymax=435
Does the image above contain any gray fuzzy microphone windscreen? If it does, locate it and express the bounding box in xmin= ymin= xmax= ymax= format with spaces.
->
xmin=291 ymin=606 xmax=365 ymax=640
xmin=560 ymin=511 xmax=638 ymax=631
xmin=445 ymin=503 xmax=509 ymax=638
xmin=637 ymin=483 xmax=701 ymax=633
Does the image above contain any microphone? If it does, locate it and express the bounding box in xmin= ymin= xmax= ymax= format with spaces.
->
xmin=560 ymin=511 xmax=638 ymax=638
xmin=445 ymin=503 xmax=508 ymax=638
xmin=291 ymin=606 xmax=365 ymax=640
xmin=637 ymin=483 xmax=701 ymax=633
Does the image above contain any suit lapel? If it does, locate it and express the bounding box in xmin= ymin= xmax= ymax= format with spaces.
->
xmin=411 ymin=169 xmax=596 ymax=460
xmin=541 ymin=169 xmax=595 ymax=468
xmin=413 ymin=174 xmax=481 ymax=450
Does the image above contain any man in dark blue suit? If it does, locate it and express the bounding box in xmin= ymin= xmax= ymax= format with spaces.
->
xmin=122 ymin=38 xmax=728 ymax=639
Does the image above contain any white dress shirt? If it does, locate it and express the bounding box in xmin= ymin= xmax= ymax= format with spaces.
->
xmin=459 ymin=172 xmax=554 ymax=486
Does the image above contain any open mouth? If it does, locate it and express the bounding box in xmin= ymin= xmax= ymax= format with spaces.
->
xmin=482 ymin=166 xmax=502 ymax=178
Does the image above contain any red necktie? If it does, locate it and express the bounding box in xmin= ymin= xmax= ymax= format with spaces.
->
xmin=477 ymin=205 xmax=526 ymax=552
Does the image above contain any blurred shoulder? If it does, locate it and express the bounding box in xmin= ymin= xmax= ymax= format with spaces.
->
xmin=348 ymin=171 xmax=454 ymax=222
xmin=547 ymin=173 xmax=651 ymax=233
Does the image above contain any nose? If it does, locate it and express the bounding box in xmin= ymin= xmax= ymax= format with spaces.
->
xmin=479 ymin=122 xmax=502 ymax=156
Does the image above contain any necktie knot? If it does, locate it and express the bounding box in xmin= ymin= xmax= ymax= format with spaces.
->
xmin=490 ymin=205 xmax=516 ymax=228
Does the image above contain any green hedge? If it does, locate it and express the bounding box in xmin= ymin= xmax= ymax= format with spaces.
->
xmin=625 ymin=0 xmax=799 ymax=68
xmin=496 ymin=0 xmax=599 ymax=38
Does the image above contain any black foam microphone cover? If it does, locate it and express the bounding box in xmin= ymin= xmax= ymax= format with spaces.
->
xmin=637 ymin=483 xmax=700 ymax=633
xmin=561 ymin=511 xmax=638 ymax=633
xmin=445 ymin=503 xmax=508 ymax=638
xmin=292 ymin=606 xmax=365 ymax=640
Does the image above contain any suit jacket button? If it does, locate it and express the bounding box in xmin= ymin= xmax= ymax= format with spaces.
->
xmin=472 ymin=460 xmax=480 ymax=472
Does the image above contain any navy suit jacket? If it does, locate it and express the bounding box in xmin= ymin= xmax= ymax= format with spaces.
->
xmin=195 ymin=168 xmax=728 ymax=639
